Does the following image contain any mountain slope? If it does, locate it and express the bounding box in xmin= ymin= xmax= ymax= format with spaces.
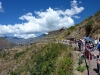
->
xmin=3 ymin=36 xmax=33 ymax=45
xmin=57 ymin=10 xmax=100 ymax=40
xmin=73 ymin=10 xmax=100 ymax=39
xmin=0 ymin=37 xmax=16 ymax=50
xmin=0 ymin=43 xmax=73 ymax=75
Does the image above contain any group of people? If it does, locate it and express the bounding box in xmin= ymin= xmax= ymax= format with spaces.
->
xmin=77 ymin=38 xmax=100 ymax=74
xmin=77 ymin=39 xmax=94 ymax=60
xmin=77 ymin=38 xmax=100 ymax=58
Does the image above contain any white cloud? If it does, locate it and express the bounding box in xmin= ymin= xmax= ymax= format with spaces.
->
xmin=0 ymin=2 xmax=4 ymax=12
xmin=73 ymin=16 xmax=80 ymax=19
xmin=0 ymin=0 xmax=84 ymax=39
xmin=14 ymin=34 xmax=36 ymax=39
xmin=65 ymin=0 xmax=84 ymax=17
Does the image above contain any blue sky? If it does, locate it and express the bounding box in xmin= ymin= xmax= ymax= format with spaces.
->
xmin=0 ymin=0 xmax=100 ymax=39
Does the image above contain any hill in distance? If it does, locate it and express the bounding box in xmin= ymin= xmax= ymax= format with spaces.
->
xmin=0 ymin=37 xmax=16 ymax=50
xmin=3 ymin=34 xmax=47 ymax=45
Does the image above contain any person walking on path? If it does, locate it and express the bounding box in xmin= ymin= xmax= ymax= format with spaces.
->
xmin=85 ymin=41 xmax=92 ymax=60
xmin=78 ymin=39 xmax=83 ymax=52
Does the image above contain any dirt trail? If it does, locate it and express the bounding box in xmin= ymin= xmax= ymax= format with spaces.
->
xmin=83 ymin=50 xmax=99 ymax=75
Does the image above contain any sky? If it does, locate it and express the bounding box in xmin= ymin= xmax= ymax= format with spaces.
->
xmin=0 ymin=0 xmax=100 ymax=39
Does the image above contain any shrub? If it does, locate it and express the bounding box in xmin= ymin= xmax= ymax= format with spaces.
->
xmin=74 ymin=47 xmax=77 ymax=51
xmin=67 ymin=31 xmax=70 ymax=35
xmin=85 ymin=20 xmax=94 ymax=36
xmin=57 ymin=58 xmax=73 ymax=75
xmin=10 ymin=71 xmax=17 ymax=75
xmin=78 ymin=57 xmax=83 ymax=65
xmin=76 ymin=65 xmax=86 ymax=72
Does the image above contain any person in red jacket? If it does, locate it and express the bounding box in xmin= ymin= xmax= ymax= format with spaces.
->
xmin=85 ymin=41 xmax=92 ymax=60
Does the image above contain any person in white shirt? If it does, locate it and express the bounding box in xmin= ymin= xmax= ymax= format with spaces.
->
xmin=95 ymin=39 xmax=98 ymax=50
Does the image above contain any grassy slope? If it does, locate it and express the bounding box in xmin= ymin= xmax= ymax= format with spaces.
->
xmin=10 ymin=43 xmax=73 ymax=75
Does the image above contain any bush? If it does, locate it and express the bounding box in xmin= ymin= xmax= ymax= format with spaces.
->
xmin=76 ymin=65 xmax=86 ymax=72
xmin=57 ymin=58 xmax=73 ymax=75
xmin=10 ymin=71 xmax=17 ymax=75
xmin=67 ymin=31 xmax=70 ymax=35
xmin=78 ymin=54 xmax=84 ymax=65
xmin=74 ymin=47 xmax=77 ymax=51
xmin=85 ymin=20 xmax=94 ymax=36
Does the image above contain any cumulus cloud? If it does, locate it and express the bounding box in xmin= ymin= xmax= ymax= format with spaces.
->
xmin=14 ymin=34 xmax=36 ymax=39
xmin=73 ymin=16 xmax=80 ymax=19
xmin=0 ymin=0 xmax=84 ymax=39
xmin=65 ymin=0 xmax=84 ymax=17
xmin=0 ymin=2 xmax=4 ymax=12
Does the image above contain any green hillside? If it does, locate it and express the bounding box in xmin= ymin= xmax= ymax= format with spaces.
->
xmin=0 ymin=43 xmax=73 ymax=75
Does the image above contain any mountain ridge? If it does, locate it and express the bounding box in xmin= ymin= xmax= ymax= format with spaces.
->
xmin=57 ymin=10 xmax=100 ymax=40
xmin=0 ymin=37 xmax=16 ymax=50
xmin=2 ymin=34 xmax=47 ymax=45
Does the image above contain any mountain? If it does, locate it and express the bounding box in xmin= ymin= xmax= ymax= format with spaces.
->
xmin=57 ymin=10 xmax=100 ymax=40
xmin=3 ymin=34 xmax=47 ymax=45
xmin=3 ymin=36 xmax=33 ymax=45
xmin=0 ymin=37 xmax=16 ymax=50
xmin=76 ymin=10 xmax=100 ymax=39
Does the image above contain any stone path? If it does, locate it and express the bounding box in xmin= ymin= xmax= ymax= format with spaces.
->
xmin=66 ymin=42 xmax=99 ymax=75
xmin=83 ymin=50 xmax=99 ymax=75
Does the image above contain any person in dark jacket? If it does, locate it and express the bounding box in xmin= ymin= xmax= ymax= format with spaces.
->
xmin=78 ymin=39 xmax=83 ymax=52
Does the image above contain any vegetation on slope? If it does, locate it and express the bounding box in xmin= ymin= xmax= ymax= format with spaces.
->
xmin=12 ymin=43 xmax=73 ymax=75
xmin=85 ymin=20 xmax=94 ymax=36
xmin=58 ymin=10 xmax=100 ymax=40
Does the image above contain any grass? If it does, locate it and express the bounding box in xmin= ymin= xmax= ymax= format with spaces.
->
xmin=14 ymin=51 xmax=25 ymax=59
xmin=76 ymin=53 xmax=86 ymax=72
xmin=14 ymin=43 xmax=73 ymax=75
xmin=0 ymin=51 xmax=7 ymax=58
